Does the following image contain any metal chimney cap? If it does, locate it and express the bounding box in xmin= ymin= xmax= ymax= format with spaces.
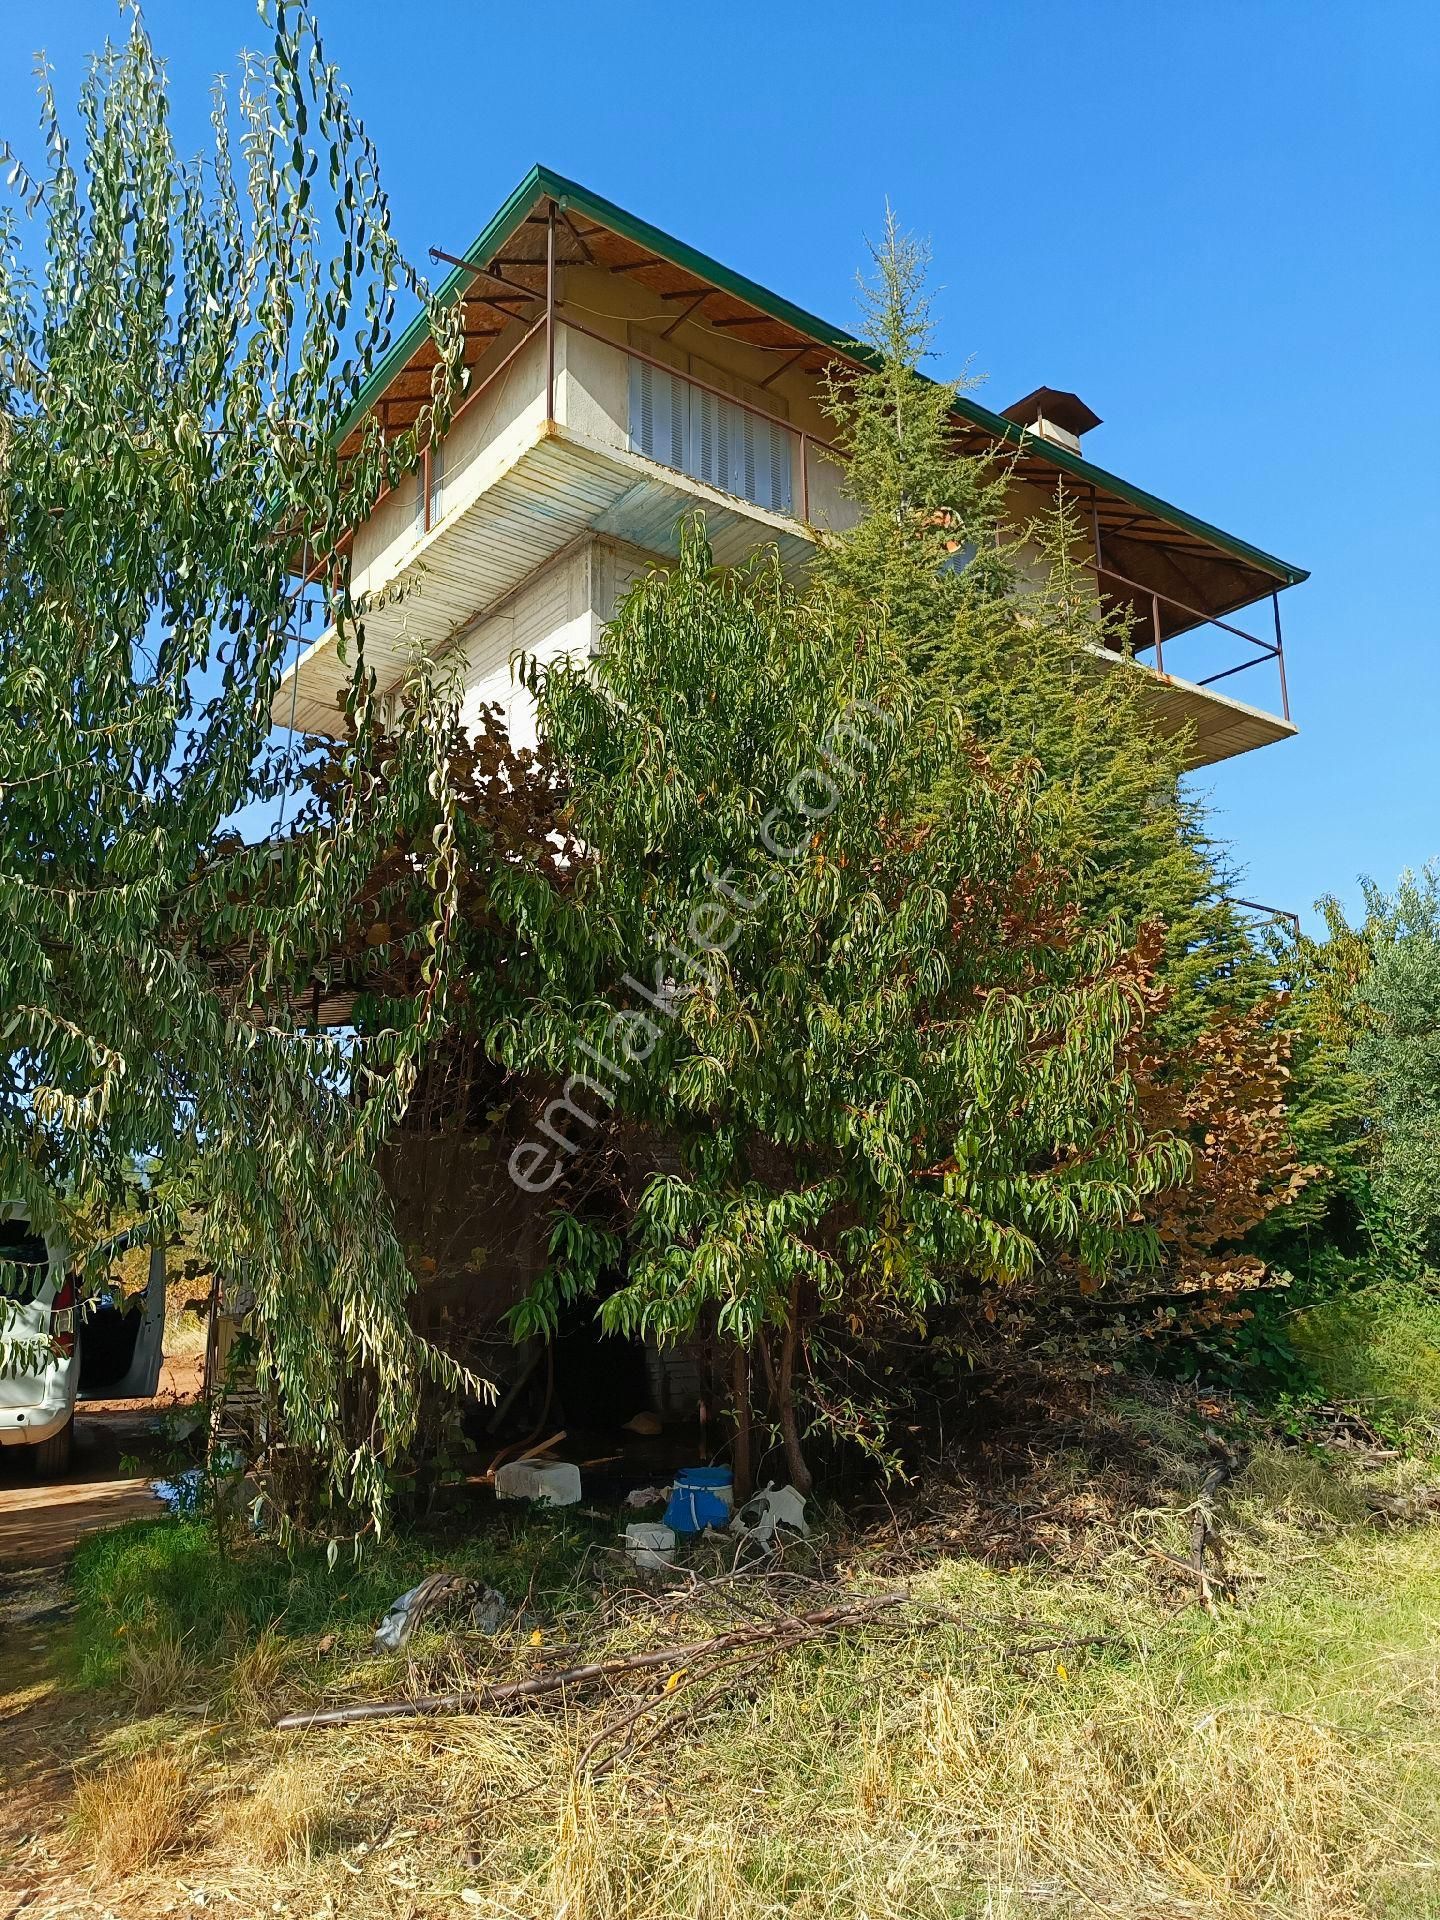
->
xmin=1001 ymin=387 xmax=1103 ymax=438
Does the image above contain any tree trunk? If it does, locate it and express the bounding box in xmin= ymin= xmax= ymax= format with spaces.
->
xmin=758 ymin=1285 xmax=813 ymax=1497
xmin=730 ymin=1342 xmax=754 ymax=1504
xmin=776 ymin=1304 xmax=813 ymax=1496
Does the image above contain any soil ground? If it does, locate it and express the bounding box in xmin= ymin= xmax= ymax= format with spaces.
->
xmin=0 ymin=1358 xmax=203 ymax=1919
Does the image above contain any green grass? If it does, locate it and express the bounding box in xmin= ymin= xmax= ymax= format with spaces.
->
xmin=52 ymin=1416 xmax=1440 ymax=1918
xmin=67 ymin=1503 xmax=609 ymax=1701
xmin=1291 ymin=1276 xmax=1440 ymax=1445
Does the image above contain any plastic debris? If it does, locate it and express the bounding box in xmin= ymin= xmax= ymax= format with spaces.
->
xmin=623 ymin=1521 xmax=677 ymax=1570
xmin=373 ymin=1573 xmax=506 ymax=1653
xmin=494 ymin=1457 xmax=581 ymax=1506
xmin=730 ymin=1483 xmax=809 ymax=1548
xmin=623 ymin=1484 xmax=670 ymax=1509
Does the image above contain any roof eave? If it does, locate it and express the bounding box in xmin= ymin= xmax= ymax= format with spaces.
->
xmin=338 ymin=163 xmax=1309 ymax=594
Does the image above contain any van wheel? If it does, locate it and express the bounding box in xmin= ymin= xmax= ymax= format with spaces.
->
xmin=32 ymin=1416 xmax=74 ymax=1479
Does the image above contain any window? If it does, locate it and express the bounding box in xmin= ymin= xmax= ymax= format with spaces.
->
xmin=0 ymin=1218 xmax=51 ymax=1304
xmin=628 ymin=332 xmax=793 ymax=517
xmin=414 ymin=437 xmax=445 ymax=532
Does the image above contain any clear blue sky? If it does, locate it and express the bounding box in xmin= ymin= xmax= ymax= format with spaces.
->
xmin=3 ymin=1 xmax=1435 ymax=931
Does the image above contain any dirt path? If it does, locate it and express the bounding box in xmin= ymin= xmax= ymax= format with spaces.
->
xmin=0 ymin=1364 xmax=205 ymax=1914
xmin=0 ymin=1443 xmax=157 ymax=1582
xmin=0 ymin=1355 xmax=202 ymax=1582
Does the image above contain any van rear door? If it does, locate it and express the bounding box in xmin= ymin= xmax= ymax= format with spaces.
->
xmin=0 ymin=1222 xmax=63 ymax=1413
xmin=77 ymin=1241 xmax=165 ymax=1401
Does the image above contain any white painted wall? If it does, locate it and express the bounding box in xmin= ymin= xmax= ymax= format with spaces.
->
xmin=451 ymin=536 xmax=659 ymax=750
xmin=350 ymin=323 xmax=549 ymax=602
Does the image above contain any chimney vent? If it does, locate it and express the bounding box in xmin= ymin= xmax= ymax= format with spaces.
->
xmin=1001 ymin=386 xmax=1102 ymax=456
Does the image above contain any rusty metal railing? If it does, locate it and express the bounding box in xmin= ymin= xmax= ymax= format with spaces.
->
xmin=1087 ymin=558 xmax=1291 ymax=721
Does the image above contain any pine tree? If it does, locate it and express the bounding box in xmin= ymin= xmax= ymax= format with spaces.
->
xmin=818 ymin=217 xmax=1277 ymax=1048
xmin=812 ymin=214 xmax=1304 ymax=1336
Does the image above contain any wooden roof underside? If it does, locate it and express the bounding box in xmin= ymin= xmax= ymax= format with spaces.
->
xmin=346 ymin=203 xmax=1287 ymax=641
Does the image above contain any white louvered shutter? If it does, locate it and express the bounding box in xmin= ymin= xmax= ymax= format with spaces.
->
xmin=629 ymin=348 xmax=686 ymax=471
xmin=628 ymin=331 xmax=794 ymax=515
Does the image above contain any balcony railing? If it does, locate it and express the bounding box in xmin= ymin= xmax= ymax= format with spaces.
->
xmin=1085 ymin=556 xmax=1291 ymax=724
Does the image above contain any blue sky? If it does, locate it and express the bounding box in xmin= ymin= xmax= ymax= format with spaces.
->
xmin=2 ymin=1 xmax=1434 ymax=930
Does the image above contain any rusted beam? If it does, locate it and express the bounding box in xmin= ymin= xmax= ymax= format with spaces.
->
xmin=560 ymin=312 xmax=842 ymax=460
xmin=659 ymin=291 xmax=708 ymax=339
xmin=545 ymin=202 xmax=557 ymax=423
xmin=556 ymin=204 xmax=595 ymax=264
xmin=759 ymin=347 xmax=811 ymax=390
xmin=1273 ymin=592 xmax=1291 ymax=722
xmin=428 ymin=246 xmax=537 ymax=304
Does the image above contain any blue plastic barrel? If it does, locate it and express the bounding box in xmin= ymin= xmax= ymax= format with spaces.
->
xmin=664 ymin=1467 xmax=734 ymax=1535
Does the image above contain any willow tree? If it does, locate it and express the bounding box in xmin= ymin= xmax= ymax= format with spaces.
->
xmin=495 ymin=527 xmax=1187 ymax=1491
xmin=0 ymin=5 xmax=473 ymax=1525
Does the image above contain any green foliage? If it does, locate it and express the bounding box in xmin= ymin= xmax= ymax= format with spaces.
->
xmin=0 ymin=4 xmax=473 ymax=1527
xmin=816 ymin=210 xmax=1012 ymax=668
xmin=1290 ymin=1275 xmax=1440 ymax=1445
xmin=1248 ymin=871 xmax=1440 ymax=1422
xmin=1348 ymin=866 xmax=1440 ymax=1266
xmin=821 ymin=217 xmax=1277 ymax=1052
xmin=1268 ymin=867 xmax=1440 ymax=1271
xmin=497 ymin=522 xmax=1188 ymax=1479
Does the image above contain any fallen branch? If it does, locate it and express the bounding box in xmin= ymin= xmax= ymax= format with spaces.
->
xmin=1187 ymin=1435 xmax=1240 ymax=1613
xmin=275 ymin=1593 xmax=908 ymax=1732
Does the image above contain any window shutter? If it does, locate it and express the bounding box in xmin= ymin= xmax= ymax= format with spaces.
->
xmin=626 ymin=332 xmax=793 ymax=515
xmin=430 ymin=438 xmax=445 ymax=525
xmin=413 ymin=439 xmax=446 ymax=531
xmin=690 ymin=385 xmax=724 ymax=491
xmin=629 ymin=355 xmax=685 ymax=470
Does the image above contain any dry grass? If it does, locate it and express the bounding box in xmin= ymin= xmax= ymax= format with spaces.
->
xmin=110 ymin=1623 xmax=196 ymax=1712
xmin=221 ymin=1625 xmax=291 ymax=1723
xmin=222 ymin=1758 xmax=341 ymax=1866
xmin=49 ymin=1429 xmax=1440 ymax=1917
xmin=68 ymin=1748 xmax=199 ymax=1881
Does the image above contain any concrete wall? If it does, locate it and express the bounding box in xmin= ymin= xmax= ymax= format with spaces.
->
xmin=350 ymin=322 xmax=549 ymax=600
xmin=451 ymin=535 xmax=661 ymax=750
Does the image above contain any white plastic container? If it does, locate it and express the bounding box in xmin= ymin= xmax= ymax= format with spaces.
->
xmin=494 ymin=1458 xmax=581 ymax=1507
xmin=624 ymin=1521 xmax=677 ymax=1570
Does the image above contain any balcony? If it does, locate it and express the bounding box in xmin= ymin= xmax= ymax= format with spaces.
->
xmin=1077 ymin=542 xmax=1295 ymax=766
xmin=275 ymin=315 xmax=848 ymax=737
xmin=275 ymin=275 xmax=1296 ymax=773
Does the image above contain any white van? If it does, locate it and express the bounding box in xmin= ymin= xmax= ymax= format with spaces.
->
xmin=0 ymin=1215 xmax=165 ymax=1476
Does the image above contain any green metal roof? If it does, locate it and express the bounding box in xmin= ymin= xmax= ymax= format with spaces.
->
xmin=343 ymin=164 xmax=1308 ymax=592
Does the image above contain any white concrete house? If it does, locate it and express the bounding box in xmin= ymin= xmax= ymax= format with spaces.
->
xmin=274 ymin=166 xmax=1305 ymax=771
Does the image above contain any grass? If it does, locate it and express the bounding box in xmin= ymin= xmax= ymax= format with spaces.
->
xmin=44 ymin=1400 xmax=1440 ymax=1917
xmin=67 ymin=1501 xmax=601 ymax=1703
xmin=69 ymin=1748 xmax=200 ymax=1881
xmin=1292 ymin=1276 xmax=1440 ymax=1446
